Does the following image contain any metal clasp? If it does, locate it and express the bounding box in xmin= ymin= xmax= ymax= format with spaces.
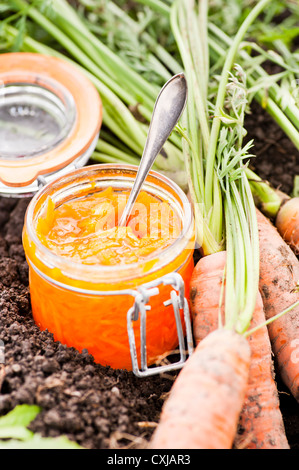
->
xmin=127 ymin=273 xmax=194 ymax=377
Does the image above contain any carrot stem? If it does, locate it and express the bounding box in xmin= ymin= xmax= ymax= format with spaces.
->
xmin=204 ymin=0 xmax=272 ymax=213
xmin=244 ymin=300 xmax=299 ymax=338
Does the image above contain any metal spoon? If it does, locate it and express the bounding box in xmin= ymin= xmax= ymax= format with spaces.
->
xmin=118 ymin=73 xmax=188 ymax=227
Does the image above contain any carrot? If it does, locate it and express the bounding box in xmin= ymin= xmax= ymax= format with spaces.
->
xmin=149 ymin=327 xmax=251 ymax=449
xmin=275 ymin=197 xmax=299 ymax=255
xmin=190 ymin=251 xmax=226 ymax=344
xmin=257 ymin=208 xmax=299 ymax=402
xmin=190 ymin=251 xmax=290 ymax=449
xmin=237 ymin=292 xmax=289 ymax=449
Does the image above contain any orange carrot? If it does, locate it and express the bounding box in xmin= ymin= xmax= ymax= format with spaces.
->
xmin=150 ymin=328 xmax=250 ymax=449
xmin=190 ymin=251 xmax=226 ymax=344
xmin=190 ymin=251 xmax=289 ymax=449
xmin=275 ymin=197 xmax=299 ymax=255
xmin=236 ymin=292 xmax=289 ymax=449
xmin=257 ymin=208 xmax=299 ymax=402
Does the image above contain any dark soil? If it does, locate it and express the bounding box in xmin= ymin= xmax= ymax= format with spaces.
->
xmin=0 ymin=100 xmax=299 ymax=450
xmin=245 ymin=100 xmax=299 ymax=196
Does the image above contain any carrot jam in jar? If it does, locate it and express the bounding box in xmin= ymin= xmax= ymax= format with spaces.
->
xmin=36 ymin=186 xmax=182 ymax=266
xmin=23 ymin=164 xmax=195 ymax=370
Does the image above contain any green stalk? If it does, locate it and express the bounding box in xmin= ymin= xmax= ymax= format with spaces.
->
xmin=252 ymin=87 xmax=299 ymax=149
xmin=180 ymin=9 xmax=297 ymax=221
xmin=231 ymin=177 xmax=259 ymax=333
xmin=107 ymin=2 xmax=182 ymax=76
xmin=208 ymin=37 xmax=299 ymax=151
xmin=8 ymin=0 xmax=155 ymax=121
xmin=209 ymin=173 xmax=224 ymax=245
xmin=171 ymin=0 xmax=229 ymax=251
xmin=94 ymin=139 xmax=160 ymax=168
xmin=91 ymin=150 xmax=141 ymax=166
xmin=132 ymin=0 xmax=170 ymax=16
xmin=204 ymin=0 xmax=272 ymax=212
xmin=244 ymin=300 xmax=299 ymax=338
xmin=98 ymin=129 xmax=140 ymax=157
xmin=49 ymin=0 xmax=159 ymax=105
xmin=176 ymin=0 xmax=210 ymax=154
xmin=180 ymin=112 xmax=221 ymax=255
xmin=223 ymin=185 xmax=239 ymax=329
xmin=222 ymin=169 xmax=260 ymax=333
xmin=245 ymin=167 xmax=287 ymax=218
xmin=95 ymin=141 xmax=141 ymax=165
xmin=208 ymin=23 xmax=299 ymax=132
xmin=57 ymin=19 xmax=154 ymax=117
xmin=198 ymin=0 xmax=209 ymax=103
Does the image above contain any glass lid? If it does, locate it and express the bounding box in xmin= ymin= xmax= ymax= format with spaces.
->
xmin=0 ymin=53 xmax=102 ymax=194
xmin=0 ymin=81 xmax=76 ymax=160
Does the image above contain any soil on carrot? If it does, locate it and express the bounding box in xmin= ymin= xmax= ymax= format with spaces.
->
xmin=0 ymin=101 xmax=298 ymax=449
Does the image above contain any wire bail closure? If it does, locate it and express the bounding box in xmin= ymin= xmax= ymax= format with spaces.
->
xmin=127 ymin=272 xmax=194 ymax=377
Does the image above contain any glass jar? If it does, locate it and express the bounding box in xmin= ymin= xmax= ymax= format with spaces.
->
xmin=23 ymin=164 xmax=195 ymax=371
xmin=0 ymin=53 xmax=102 ymax=196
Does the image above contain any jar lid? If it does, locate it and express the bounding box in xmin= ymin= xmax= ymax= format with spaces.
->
xmin=0 ymin=53 xmax=102 ymax=194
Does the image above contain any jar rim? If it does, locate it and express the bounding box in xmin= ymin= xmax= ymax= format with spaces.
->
xmin=24 ymin=164 xmax=194 ymax=283
xmin=0 ymin=53 xmax=102 ymax=188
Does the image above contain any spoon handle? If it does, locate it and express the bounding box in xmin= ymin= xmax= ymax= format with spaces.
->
xmin=118 ymin=73 xmax=188 ymax=227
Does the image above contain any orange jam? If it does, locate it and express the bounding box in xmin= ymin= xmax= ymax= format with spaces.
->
xmin=23 ymin=165 xmax=195 ymax=370
xmin=36 ymin=186 xmax=182 ymax=266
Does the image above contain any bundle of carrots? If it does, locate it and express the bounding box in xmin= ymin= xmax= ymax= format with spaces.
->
xmin=150 ymin=0 xmax=299 ymax=450
xmin=151 ymin=209 xmax=299 ymax=449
